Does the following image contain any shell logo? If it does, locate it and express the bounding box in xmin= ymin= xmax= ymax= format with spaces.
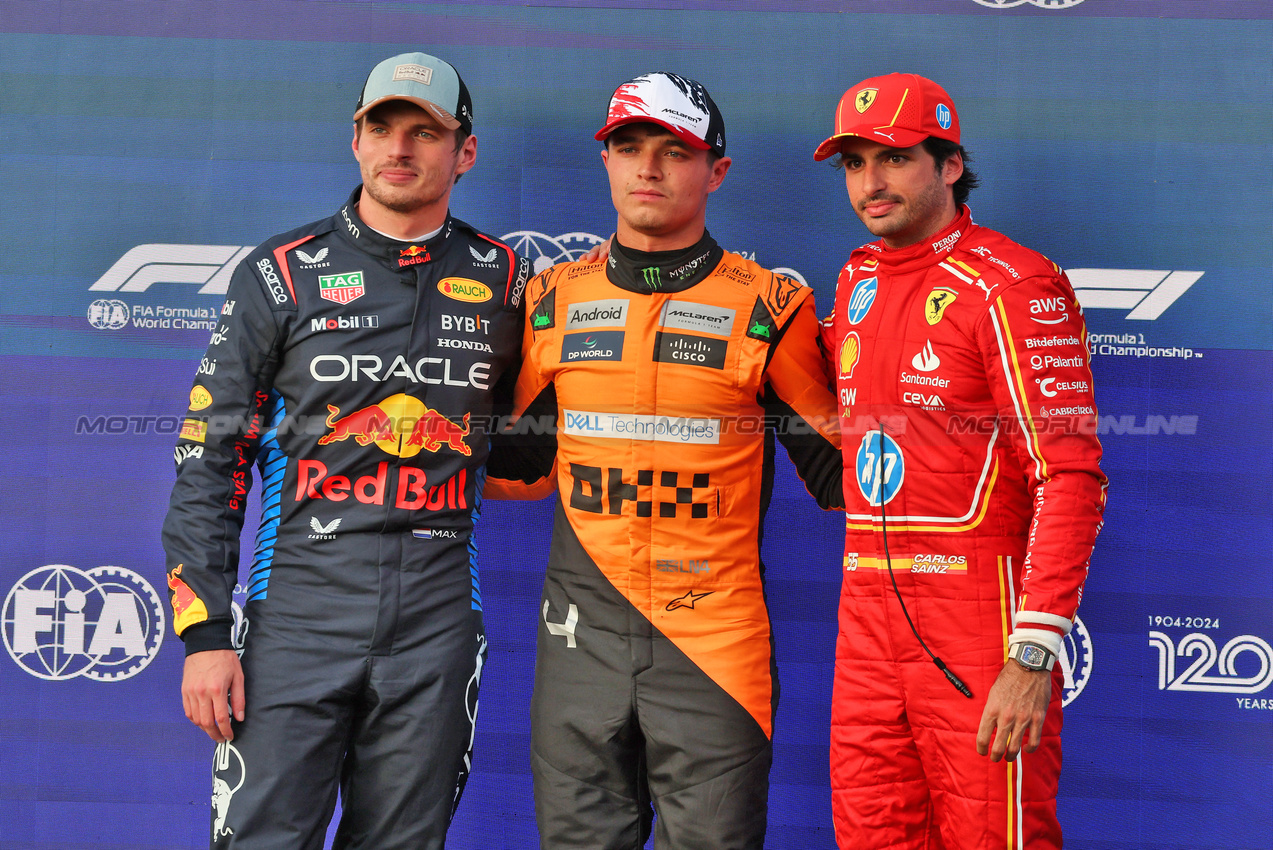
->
xmin=439 ymin=278 xmax=492 ymax=303
xmin=839 ymin=331 xmax=861 ymax=379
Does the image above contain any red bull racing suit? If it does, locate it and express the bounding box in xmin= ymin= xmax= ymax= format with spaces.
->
xmin=820 ymin=207 xmax=1106 ymax=850
xmin=161 ymin=187 xmax=529 ymax=849
xmin=487 ymin=233 xmax=844 ymax=849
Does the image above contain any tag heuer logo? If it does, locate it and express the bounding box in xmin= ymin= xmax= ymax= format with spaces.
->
xmin=855 ymin=88 xmax=878 ymax=113
xmin=318 ymin=271 xmax=365 ymax=304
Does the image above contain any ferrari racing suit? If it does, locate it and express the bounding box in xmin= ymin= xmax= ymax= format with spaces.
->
xmin=161 ymin=187 xmax=529 ymax=849
xmin=821 ymin=207 xmax=1106 ymax=850
xmin=486 ymin=233 xmax=843 ymax=849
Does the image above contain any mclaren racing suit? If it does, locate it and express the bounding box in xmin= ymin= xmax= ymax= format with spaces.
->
xmin=486 ymin=233 xmax=844 ymax=850
xmin=161 ymin=187 xmax=529 ymax=849
xmin=821 ymin=206 xmax=1106 ymax=850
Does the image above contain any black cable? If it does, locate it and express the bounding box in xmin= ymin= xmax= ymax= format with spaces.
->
xmin=876 ymin=420 xmax=973 ymax=699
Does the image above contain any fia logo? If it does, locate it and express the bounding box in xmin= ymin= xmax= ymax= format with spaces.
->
xmin=1061 ymin=615 xmax=1093 ymax=706
xmin=2 ymin=565 xmax=165 ymax=681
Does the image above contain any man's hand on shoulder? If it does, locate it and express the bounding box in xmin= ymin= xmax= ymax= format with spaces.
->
xmin=975 ymin=659 xmax=1051 ymax=762
xmin=577 ymin=235 xmax=614 ymax=264
xmin=182 ymin=649 xmax=245 ymax=743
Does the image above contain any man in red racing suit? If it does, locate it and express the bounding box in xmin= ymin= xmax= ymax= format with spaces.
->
xmin=814 ymin=73 xmax=1107 ymax=849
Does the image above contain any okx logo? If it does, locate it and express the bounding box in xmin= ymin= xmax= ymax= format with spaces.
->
xmin=3 ymin=564 xmax=165 ymax=681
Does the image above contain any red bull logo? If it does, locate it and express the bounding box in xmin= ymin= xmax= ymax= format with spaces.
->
xmin=297 ymin=460 xmax=467 ymax=510
xmin=167 ymin=564 xmax=209 ymax=634
xmin=399 ymin=245 xmax=431 ymax=267
xmin=318 ymin=394 xmax=470 ymax=458
xmin=406 ymin=411 xmax=471 ymax=456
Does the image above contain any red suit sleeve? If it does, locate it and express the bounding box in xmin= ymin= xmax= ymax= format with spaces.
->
xmin=977 ymin=269 xmax=1108 ymax=657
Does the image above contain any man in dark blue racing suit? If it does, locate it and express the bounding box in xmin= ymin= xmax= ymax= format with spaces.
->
xmin=162 ymin=52 xmax=529 ymax=849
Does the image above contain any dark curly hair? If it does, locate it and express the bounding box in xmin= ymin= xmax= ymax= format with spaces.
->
xmin=921 ymin=137 xmax=980 ymax=207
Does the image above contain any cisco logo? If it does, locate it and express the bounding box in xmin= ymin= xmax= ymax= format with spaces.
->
xmin=2 ymin=564 xmax=165 ymax=681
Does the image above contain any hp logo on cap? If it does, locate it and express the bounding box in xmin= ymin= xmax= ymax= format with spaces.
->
xmin=935 ymin=104 xmax=952 ymax=130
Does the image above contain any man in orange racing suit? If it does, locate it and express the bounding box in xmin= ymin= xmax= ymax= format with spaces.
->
xmin=815 ymin=73 xmax=1107 ymax=849
xmin=486 ymin=72 xmax=843 ymax=849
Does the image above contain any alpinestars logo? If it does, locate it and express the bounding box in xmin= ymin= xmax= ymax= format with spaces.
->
xmin=295 ymin=247 xmax=330 ymax=269
xmin=469 ymin=245 xmax=500 ymax=268
xmin=666 ymin=589 xmax=713 ymax=611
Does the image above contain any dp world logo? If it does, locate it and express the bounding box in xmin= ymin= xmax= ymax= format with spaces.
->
xmin=2 ymin=564 xmax=165 ymax=681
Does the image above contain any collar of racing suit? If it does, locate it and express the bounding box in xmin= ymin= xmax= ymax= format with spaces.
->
xmin=864 ymin=204 xmax=974 ymax=273
xmin=606 ymin=230 xmax=725 ymax=294
xmin=336 ymin=185 xmax=456 ymax=270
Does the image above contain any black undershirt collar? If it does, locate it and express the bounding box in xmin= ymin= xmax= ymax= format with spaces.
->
xmin=605 ymin=230 xmax=724 ymax=294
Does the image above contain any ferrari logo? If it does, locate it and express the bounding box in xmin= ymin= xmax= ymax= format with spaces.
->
xmin=855 ymin=88 xmax=878 ymax=113
xmin=925 ymin=288 xmax=959 ymax=325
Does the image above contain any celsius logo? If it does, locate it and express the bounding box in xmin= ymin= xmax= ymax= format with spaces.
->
xmin=1061 ymin=615 xmax=1093 ymax=707
xmin=972 ymin=0 xmax=1085 ymax=7
xmin=2 ymin=565 xmax=165 ymax=681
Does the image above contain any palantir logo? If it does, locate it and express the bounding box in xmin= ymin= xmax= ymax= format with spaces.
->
xmin=2 ymin=564 xmax=165 ymax=681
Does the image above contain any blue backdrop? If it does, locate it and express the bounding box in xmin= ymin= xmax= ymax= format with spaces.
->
xmin=1 ymin=2 xmax=1269 ymax=848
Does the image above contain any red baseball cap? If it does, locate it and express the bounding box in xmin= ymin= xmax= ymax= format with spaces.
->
xmin=813 ymin=73 xmax=960 ymax=161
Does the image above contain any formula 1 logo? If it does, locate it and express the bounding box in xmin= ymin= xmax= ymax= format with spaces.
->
xmin=2 ymin=564 xmax=165 ymax=681
xmin=90 ymin=245 xmax=253 ymax=295
xmin=1068 ymin=269 xmax=1203 ymax=321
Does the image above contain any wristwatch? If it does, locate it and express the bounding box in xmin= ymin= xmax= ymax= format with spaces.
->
xmin=1009 ymin=641 xmax=1057 ymax=672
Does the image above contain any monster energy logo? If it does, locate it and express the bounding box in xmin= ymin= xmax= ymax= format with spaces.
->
xmin=641 ymin=267 xmax=662 ymax=290
xmin=749 ymin=321 xmax=770 ymax=338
